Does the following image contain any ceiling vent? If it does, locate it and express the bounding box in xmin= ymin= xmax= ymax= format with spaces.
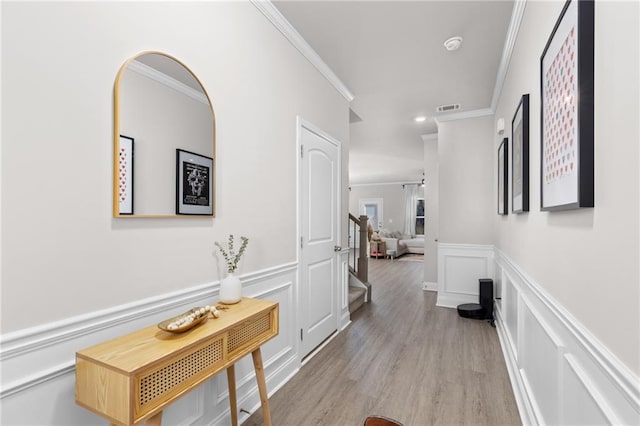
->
xmin=436 ymin=104 xmax=461 ymax=113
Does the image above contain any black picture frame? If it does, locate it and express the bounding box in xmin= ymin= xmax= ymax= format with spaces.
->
xmin=118 ymin=135 xmax=134 ymax=215
xmin=512 ymin=94 xmax=530 ymax=213
xmin=498 ymin=138 xmax=508 ymax=216
xmin=176 ymin=149 xmax=214 ymax=215
xmin=540 ymin=0 xmax=594 ymax=211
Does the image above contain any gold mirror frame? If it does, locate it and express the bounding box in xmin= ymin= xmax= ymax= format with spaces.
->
xmin=113 ymin=51 xmax=216 ymax=218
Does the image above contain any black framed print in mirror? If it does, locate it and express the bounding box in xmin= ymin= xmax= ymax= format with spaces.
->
xmin=512 ymin=94 xmax=529 ymax=213
xmin=540 ymin=0 xmax=594 ymax=211
xmin=176 ymin=149 xmax=214 ymax=215
xmin=498 ymin=138 xmax=508 ymax=216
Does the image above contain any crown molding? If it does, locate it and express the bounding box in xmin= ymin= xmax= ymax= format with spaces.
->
xmin=127 ymin=60 xmax=209 ymax=106
xmin=434 ymin=0 xmax=527 ymax=123
xmin=490 ymin=0 xmax=527 ymax=111
xmin=251 ymin=0 xmax=355 ymax=102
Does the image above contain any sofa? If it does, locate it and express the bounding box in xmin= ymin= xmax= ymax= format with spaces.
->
xmin=378 ymin=230 xmax=424 ymax=259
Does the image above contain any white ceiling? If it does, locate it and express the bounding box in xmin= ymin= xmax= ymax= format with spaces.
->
xmin=273 ymin=0 xmax=515 ymax=185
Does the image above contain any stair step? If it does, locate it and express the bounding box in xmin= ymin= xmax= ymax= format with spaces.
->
xmin=349 ymin=286 xmax=366 ymax=303
xmin=349 ymin=286 xmax=367 ymax=313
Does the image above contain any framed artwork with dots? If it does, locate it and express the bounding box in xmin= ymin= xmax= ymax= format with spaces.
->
xmin=540 ymin=0 xmax=594 ymax=211
xmin=118 ymin=135 xmax=134 ymax=215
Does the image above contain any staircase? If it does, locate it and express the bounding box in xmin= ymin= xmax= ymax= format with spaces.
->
xmin=348 ymin=213 xmax=371 ymax=314
xmin=349 ymin=286 xmax=367 ymax=313
xmin=348 ymin=273 xmax=368 ymax=313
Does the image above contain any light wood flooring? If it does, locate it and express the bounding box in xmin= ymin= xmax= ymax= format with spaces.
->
xmin=245 ymin=257 xmax=521 ymax=426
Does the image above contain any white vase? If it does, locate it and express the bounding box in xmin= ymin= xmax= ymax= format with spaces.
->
xmin=219 ymin=273 xmax=242 ymax=304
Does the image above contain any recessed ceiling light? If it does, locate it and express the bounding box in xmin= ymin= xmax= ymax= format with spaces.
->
xmin=414 ymin=116 xmax=427 ymax=123
xmin=444 ymin=36 xmax=463 ymax=51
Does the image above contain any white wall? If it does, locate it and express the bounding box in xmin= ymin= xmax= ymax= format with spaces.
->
xmin=1 ymin=2 xmax=349 ymax=425
xmin=437 ymin=115 xmax=495 ymax=245
xmin=423 ymin=135 xmax=438 ymax=285
xmin=493 ymin=0 xmax=639 ymax=376
xmin=349 ymin=183 xmax=423 ymax=232
xmin=1 ymin=1 xmax=348 ymax=331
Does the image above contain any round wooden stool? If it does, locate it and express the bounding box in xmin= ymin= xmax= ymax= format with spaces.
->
xmin=364 ymin=415 xmax=403 ymax=426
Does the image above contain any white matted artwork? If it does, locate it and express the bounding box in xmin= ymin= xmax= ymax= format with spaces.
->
xmin=118 ymin=135 xmax=134 ymax=215
xmin=540 ymin=0 xmax=594 ymax=210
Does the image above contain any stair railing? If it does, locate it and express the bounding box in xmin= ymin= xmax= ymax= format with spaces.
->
xmin=348 ymin=213 xmax=369 ymax=285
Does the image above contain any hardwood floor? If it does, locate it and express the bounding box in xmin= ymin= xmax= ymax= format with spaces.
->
xmin=245 ymin=257 xmax=521 ymax=426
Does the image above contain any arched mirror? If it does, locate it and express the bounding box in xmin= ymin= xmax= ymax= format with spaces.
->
xmin=114 ymin=52 xmax=215 ymax=217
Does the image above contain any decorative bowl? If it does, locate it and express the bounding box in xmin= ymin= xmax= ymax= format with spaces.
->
xmin=157 ymin=307 xmax=209 ymax=333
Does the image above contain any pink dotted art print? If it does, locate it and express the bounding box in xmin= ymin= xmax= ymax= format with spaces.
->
xmin=540 ymin=0 xmax=594 ymax=210
xmin=543 ymin=26 xmax=577 ymax=186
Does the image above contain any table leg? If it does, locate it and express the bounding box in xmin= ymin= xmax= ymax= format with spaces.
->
xmin=226 ymin=365 xmax=238 ymax=426
xmin=146 ymin=410 xmax=162 ymax=426
xmin=251 ymin=348 xmax=272 ymax=426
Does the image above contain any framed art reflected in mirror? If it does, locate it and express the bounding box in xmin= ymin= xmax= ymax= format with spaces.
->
xmin=117 ymin=135 xmax=134 ymax=215
xmin=176 ymin=149 xmax=214 ymax=215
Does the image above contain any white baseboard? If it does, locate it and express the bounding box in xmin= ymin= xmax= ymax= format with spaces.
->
xmin=422 ymin=281 xmax=438 ymax=292
xmin=236 ymin=361 xmax=300 ymax=425
xmin=494 ymin=249 xmax=640 ymax=425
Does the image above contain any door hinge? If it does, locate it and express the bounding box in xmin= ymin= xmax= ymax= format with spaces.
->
xmin=300 ymin=328 xmax=303 ymax=341
xmin=301 ymin=237 xmax=303 ymax=249
xmin=300 ymin=145 xmax=304 ymax=158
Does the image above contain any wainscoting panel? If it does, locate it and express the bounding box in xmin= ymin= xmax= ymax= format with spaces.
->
xmin=519 ymin=296 xmax=565 ymax=425
xmin=0 ymin=263 xmax=299 ymax=426
xmin=504 ymin=270 xmax=519 ymax=360
xmin=436 ymin=243 xmax=495 ymax=308
xmin=494 ymin=250 xmax=640 ymax=426
xmin=562 ymin=354 xmax=616 ymax=425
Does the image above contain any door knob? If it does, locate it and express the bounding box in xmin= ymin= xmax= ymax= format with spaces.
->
xmin=334 ymin=245 xmax=342 ymax=252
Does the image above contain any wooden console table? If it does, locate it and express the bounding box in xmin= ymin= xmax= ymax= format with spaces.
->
xmin=76 ymin=297 xmax=278 ymax=426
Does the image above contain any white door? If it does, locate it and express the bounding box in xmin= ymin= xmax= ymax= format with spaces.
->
xmin=299 ymin=119 xmax=340 ymax=359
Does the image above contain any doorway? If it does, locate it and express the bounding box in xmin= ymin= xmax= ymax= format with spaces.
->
xmin=358 ymin=198 xmax=384 ymax=232
xmin=298 ymin=118 xmax=341 ymax=359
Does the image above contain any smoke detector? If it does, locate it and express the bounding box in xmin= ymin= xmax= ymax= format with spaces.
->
xmin=436 ymin=103 xmax=461 ymax=113
xmin=444 ymin=36 xmax=463 ymax=51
